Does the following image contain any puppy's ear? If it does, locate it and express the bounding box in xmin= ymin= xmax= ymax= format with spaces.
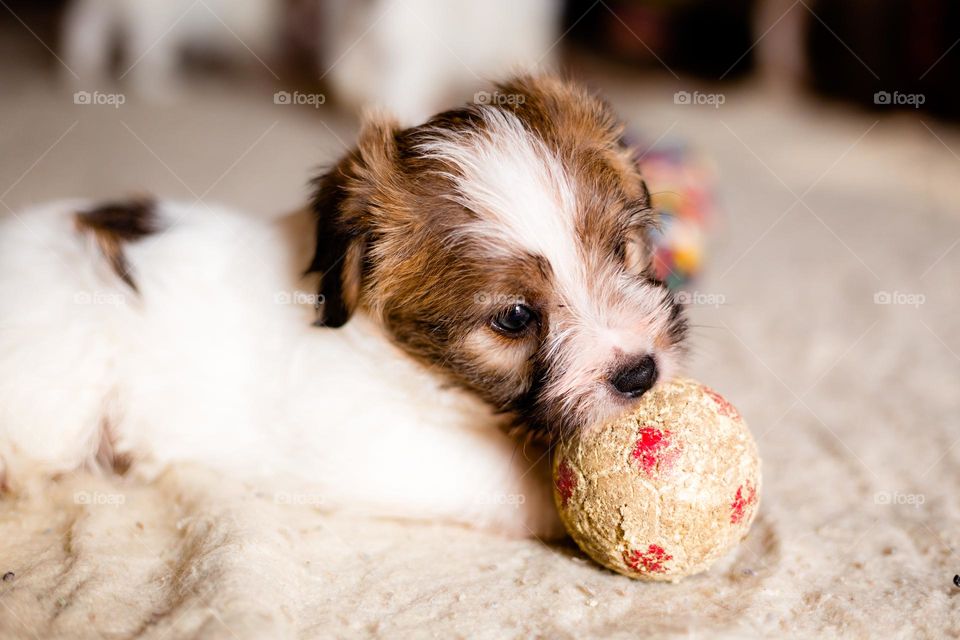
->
xmin=614 ymin=135 xmax=660 ymax=277
xmin=308 ymin=114 xmax=399 ymax=327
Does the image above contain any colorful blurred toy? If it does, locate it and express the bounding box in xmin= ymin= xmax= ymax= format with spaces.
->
xmin=626 ymin=134 xmax=718 ymax=289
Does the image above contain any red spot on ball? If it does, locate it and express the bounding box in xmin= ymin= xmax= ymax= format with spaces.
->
xmin=623 ymin=544 xmax=673 ymax=574
xmin=631 ymin=426 xmax=677 ymax=475
xmin=704 ymin=386 xmax=742 ymax=421
xmin=555 ymin=459 xmax=577 ymax=507
xmin=730 ymin=483 xmax=758 ymax=524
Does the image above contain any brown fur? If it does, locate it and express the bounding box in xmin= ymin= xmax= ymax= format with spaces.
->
xmin=75 ymin=197 xmax=161 ymax=292
xmin=94 ymin=416 xmax=133 ymax=475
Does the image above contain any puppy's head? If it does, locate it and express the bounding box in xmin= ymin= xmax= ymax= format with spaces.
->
xmin=309 ymin=75 xmax=687 ymax=441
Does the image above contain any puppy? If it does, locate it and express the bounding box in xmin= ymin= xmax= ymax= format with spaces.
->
xmin=0 ymin=76 xmax=686 ymax=537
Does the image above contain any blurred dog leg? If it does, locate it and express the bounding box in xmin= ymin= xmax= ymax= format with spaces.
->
xmin=61 ymin=0 xmax=116 ymax=88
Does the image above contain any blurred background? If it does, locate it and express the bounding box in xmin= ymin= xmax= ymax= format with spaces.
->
xmin=0 ymin=0 xmax=957 ymax=273
xmin=1 ymin=2 xmax=959 ymax=624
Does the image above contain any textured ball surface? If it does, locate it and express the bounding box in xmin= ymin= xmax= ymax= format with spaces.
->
xmin=553 ymin=377 xmax=761 ymax=581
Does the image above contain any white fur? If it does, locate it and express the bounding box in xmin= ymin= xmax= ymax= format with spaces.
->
xmin=422 ymin=109 xmax=581 ymax=288
xmin=0 ymin=201 xmax=561 ymax=537
xmin=321 ymin=0 xmax=561 ymax=124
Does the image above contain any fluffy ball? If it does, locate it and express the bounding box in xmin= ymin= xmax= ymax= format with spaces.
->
xmin=553 ymin=377 xmax=761 ymax=581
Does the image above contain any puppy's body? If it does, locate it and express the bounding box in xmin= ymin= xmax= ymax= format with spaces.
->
xmin=0 ymin=77 xmax=685 ymax=537
xmin=0 ymin=200 xmax=560 ymax=536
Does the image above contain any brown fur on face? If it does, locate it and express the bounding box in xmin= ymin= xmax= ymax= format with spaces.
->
xmin=309 ymin=75 xmax=687 ymax=441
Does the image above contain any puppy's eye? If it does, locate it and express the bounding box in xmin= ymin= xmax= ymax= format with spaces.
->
xmin=492 ymin=304 xmax=537 ymax=336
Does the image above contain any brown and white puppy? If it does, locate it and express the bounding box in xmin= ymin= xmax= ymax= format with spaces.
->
xmin=0 ymin=75 xmax=686 ymax=536
xmin=311 ymin=75 xmax=687 ymax=441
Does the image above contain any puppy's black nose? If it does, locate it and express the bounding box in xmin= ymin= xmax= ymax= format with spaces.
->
xmin=610 ymin=355 xmax=658 ymax=398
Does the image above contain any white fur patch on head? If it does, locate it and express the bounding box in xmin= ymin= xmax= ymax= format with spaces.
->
xmin=417 ymin=108 xmax=599 ymax=326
